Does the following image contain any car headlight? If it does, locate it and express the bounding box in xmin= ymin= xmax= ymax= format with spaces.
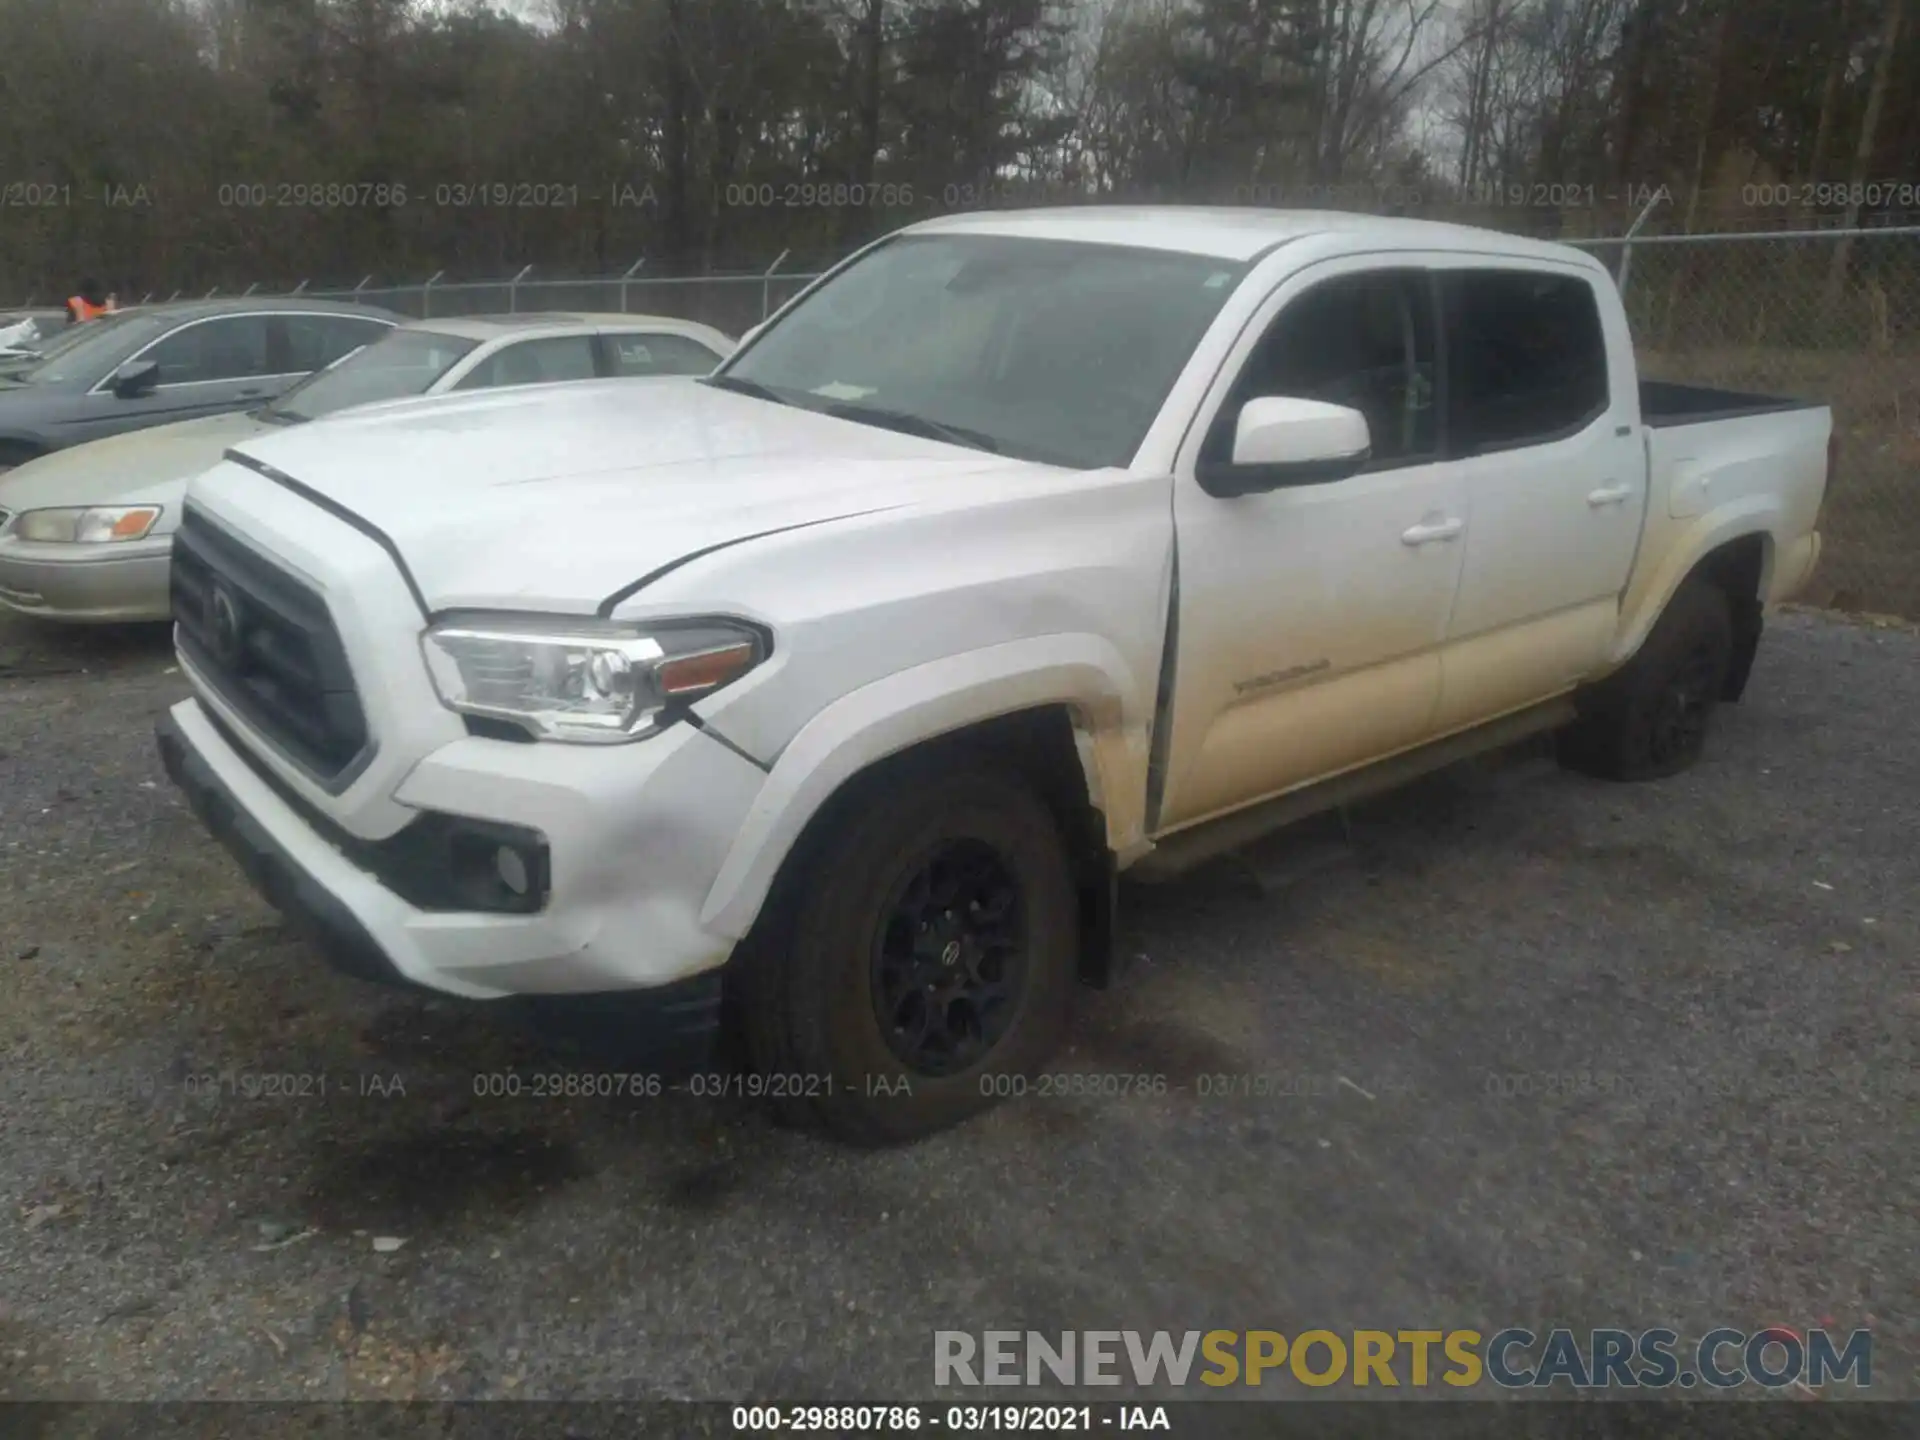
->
xmin=421 ymin=615 xmax=767 ymax=743
xmin=12 ymin=505 xmax=162 ymax=543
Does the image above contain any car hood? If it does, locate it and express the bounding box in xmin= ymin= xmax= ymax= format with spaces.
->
xmin=215 ymin=378 xmax=1062 ymax=612
xmin=0 ymin=411 xmax=268 ymax=533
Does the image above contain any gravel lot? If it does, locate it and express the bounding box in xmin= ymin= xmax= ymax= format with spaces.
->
xmin=0 ymin=607 xmax=1914 ymax=1406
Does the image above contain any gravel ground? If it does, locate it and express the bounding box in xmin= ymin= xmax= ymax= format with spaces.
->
xmin=0 ymin=607 xmax=1914 ymax=1406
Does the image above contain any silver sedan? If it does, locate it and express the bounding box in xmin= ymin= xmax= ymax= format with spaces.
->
xmin=0 ymin=312 xmax=733 ymax=622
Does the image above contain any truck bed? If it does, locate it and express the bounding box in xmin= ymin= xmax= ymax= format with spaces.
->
xmin=1640 ymin=379 xmax=1823 ymax=428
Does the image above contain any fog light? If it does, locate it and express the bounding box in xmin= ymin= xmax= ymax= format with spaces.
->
xmin=494 ymin=844 xmax=530 ymax=897
xmin=426 ymin=820 xmax=549 ymax=913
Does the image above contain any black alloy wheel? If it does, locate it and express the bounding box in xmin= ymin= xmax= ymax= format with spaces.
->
xmin=871 ymin=838 xmax=1028 ymax=1076
xmin=1645 ymin=633 xmax=1723 ymax=769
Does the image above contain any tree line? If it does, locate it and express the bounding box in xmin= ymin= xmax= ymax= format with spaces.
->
xmin=0 ymin=0 xmax=1913 ymax=298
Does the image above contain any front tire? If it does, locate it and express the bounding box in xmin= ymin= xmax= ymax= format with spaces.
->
xmin=1558 ymin=579 xmax=1734 ymax=781
xmin=737 ymin=762 xmax=1078 ymax=1145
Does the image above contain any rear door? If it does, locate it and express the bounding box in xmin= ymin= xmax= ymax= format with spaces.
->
xmin=1430 ymin=264 xmax=1644 ymax=731
xmin=452 ymin=334 xmax=599 ymax=390
xmin=278 ymin=314 xmax=395 ymax=379
xmin=1154 ymin=260 xmax=1468 ymax=833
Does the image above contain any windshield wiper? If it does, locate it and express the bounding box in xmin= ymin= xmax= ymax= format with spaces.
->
xmin=702 ymin=373 xmax=791 ymax=407
xmin=821 ymin=402 xmax=1000 ymax=454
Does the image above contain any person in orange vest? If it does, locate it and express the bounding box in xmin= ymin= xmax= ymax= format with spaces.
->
xmin=65 ymin=279 xmax=114 ymax=323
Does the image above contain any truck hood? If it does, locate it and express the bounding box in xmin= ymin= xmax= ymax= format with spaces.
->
xmin=0 ymin=410 xmax=267 ymax=533
xmin=219 ymin=378 xmax=1057 ymax=612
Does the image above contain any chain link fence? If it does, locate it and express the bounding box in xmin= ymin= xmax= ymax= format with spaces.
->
xmin=301 ymin=266 xmax=823 ymax=336
xmin=1575 ymin=227 xmax=1920 ymax=620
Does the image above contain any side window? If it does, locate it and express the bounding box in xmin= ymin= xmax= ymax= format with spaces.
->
xmin=1203 ymin=269 xmax=1438 ymax=468
xmin=1443 ymin=270 xmax=1608 ymax=452
xmin=279 ymin=316 xmax=391 ymax=373
xmin=606 ymin=332 xmax=723 ymax=377
xmin=454 ymin=335 xmax=599 ymax=390
xmin=143 ymin=316 xmax=274 ymax=385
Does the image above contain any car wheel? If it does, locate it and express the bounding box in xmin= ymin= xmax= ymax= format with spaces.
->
xmin=737 ymin=761 xmax=1078 ymax=1145
xmin=1558 ymin=579 xmax=1734 ymax=781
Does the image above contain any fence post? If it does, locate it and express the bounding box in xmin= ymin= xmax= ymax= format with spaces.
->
xmin=1616 ymin=191 xmax=1665 ymax=299
xmin=422 ymin=270 xmax=445 ymax=319
xmin=509 ymin=264 xmax=533 ymax=314
xmin=352 ymin=275 xmax=373 ymax=310
xmin=621 ymin=256 xmax=646 ymax=314
xmin=167 ymin=289 xmax=182 ymax=302
xmin=291 ymin=279 xmax=309 ymax=295
xmin=243 ymin=282 xmax=259 ymax=296
xmin=762 ymin=248 xmax=791 ymax=322
xmin=204 ymin=286 xmax=219 ymax=299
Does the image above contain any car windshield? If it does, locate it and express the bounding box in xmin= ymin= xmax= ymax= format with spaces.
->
xmin=12 ymin=312 xmax=172 ymax=385
xmin=716 ymin=234 xmax=1244 ymax=469
xmin=263 ymin=328 xmax=480 ymax=422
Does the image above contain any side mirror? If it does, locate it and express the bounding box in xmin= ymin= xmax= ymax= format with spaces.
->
xmin=1197 ymin=396 xmax=1371 ymax=497
xmin=110 ymin=359 xmax=159 ymax=397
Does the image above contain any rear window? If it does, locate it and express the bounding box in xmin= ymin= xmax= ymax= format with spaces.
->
xmin=607 ymin=331 xmax=724 ymax=377
xmin=1443 ymin=270 xmax=1608 ymax=452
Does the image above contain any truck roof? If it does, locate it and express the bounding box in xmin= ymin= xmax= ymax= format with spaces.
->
xmin=905 ymin=205 xmax=1599 ymax=268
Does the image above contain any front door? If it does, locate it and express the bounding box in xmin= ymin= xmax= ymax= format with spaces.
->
xmin=1153 ymin=261 xmax=1470 ymax=834
xmin=78 ymin=314 xmax=283 ymax=441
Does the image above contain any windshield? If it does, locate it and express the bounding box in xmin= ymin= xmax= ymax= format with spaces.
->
xmin=718 ymin=235 xmax=1244 ymax=468
xmin=13 ymin=312 xmax=171 ymax=385
xmin=264 ymin=328 xmax=479 ymax=421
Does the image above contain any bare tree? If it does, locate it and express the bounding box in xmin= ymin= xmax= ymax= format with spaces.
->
xmin=1825 ymin=0 xmax=1906 ymax=309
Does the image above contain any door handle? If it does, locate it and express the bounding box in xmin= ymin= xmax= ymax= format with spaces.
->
xmin=1401 ymin=517 xmax=1464 ymax=546
xmin=1587 ymin=484 xmax=1633 ymax=507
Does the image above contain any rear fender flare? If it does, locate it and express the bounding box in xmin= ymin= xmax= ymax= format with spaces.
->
xmin=1612 ymin=503 xmax=1778 ymax=669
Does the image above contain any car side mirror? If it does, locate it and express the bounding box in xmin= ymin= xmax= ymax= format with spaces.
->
xmin=110 ymin=359 xmax=159 ymax=397
xmin=1196 ymin=396 xmax=1372 ymax=497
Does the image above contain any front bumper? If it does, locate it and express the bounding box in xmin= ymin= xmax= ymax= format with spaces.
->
xmin=156 ymin=709 xmax=729 ymax=1071
xmin=158 ymin=709 xmax=414 ymax=990
xmin=158 ymin=691 xmax=763 ymax=1023
xmin=0 ymin=537 xmax=171 ymax=622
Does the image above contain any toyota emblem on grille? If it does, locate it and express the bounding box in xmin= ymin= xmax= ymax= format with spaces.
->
xmin=208 ymin=583 xmax=244 ymax=663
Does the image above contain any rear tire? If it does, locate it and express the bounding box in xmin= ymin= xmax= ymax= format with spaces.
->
xmin=1558 ymin=579 xmax=1734 ymax=781
xmin=735 ymin=761 xmax=1078 ymax=1145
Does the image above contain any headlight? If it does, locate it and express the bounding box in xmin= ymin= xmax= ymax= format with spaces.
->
xmin=422 ymin=615 xmax=766 ymax=744
xmin=12 ymin=505 xmax=162 ymax=543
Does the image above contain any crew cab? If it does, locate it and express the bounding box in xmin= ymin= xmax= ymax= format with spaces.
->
xmin=155 ymin=208 xmax=1831 ymax=1143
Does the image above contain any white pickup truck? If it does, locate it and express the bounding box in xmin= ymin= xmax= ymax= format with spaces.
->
xmin=157 ymin=208 xmax=1832 ymax=1143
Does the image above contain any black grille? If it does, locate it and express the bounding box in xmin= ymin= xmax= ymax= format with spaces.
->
xmin=171 ymin=507 xmax=370 ymax=786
